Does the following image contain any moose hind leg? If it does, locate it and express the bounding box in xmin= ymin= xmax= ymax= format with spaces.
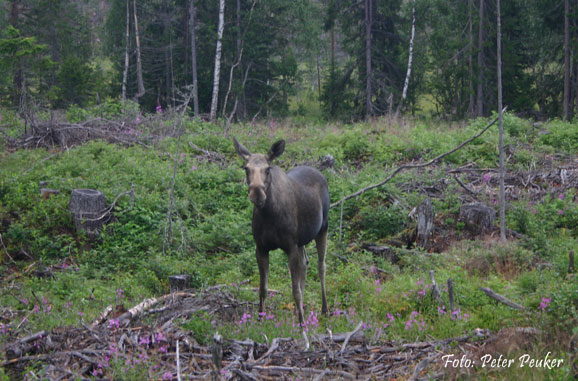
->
xmin=256 ymin=247 xmax=270 ymax=314
xmin=289 ymin=246 xmax=306 ymax=326
xmin=299 ymin=246 xmax=309 ymax=299
xmin=315 ymin=229 xmax=329 ymax=315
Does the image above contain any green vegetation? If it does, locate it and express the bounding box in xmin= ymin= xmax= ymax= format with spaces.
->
xmin=0 ymin=111 xmax=577 ymax=379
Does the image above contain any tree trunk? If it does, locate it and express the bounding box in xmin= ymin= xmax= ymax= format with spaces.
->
xmin=189 ymin=0 xmax=199 ymax=116
xmin=210 ymin=0 xmax=226 ymax=123
xmin=396 ymin=5 xmax=416 ymax=118
xmin=122 ymin=0 xmax=130 ymax=101
xmin=365 ymin=0 xmax=373 ymax=119
xmin=497 ymin=0 xmax=506 ymax=241
xmin=133 ymin=0 xmax=145 ymax=99
xmin=563 ymin=0 xmax=571 ymax=119
xmin=10 ymin=0 xmax=23 ymax=109
xmin=468 ymin=0 xmax=475 ymax=117
xmin=476 ymin=0 xmax=484 ymax=117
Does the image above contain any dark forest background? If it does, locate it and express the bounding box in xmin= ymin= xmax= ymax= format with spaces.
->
xmin=1 ymin=0 xmax=577 ymax=122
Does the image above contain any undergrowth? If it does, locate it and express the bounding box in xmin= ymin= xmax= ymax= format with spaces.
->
xmin=0 ymin=108 xmax=576 ymax=379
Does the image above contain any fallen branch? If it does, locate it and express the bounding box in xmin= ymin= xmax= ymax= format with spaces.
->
xmin=340 ymin=321 xmax=364 ymax=355
xmin=117 ymin=292 xmax=195 ymax=326
xmin=478 ymin=287 xmax=526 ymax=310
xmin=330 ymin=109 xmax=505 ymax=208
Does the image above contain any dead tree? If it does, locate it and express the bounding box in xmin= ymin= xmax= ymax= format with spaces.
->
xmin=497 ymin=0 xmax=506 ymax=241
xmin=209 ymin=0 xmax=226 ymax=123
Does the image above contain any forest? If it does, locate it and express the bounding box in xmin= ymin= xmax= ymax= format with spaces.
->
xmin=0 ymin=0 xmax=577 ymax=380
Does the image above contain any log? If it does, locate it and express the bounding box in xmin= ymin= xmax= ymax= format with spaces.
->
xmin=478 ymin=287 xmax=526 ymax=310
xmin=416 ymin=198 xmax=434 ymax=249
xmin=68 ymin=189 xmax=111 ymax=237
xmin=459 ymin=202 xmax=495 ymax=235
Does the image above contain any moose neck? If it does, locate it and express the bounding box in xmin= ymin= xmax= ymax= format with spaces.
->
xmin=254 ymin=166 xmax=289 ymax=216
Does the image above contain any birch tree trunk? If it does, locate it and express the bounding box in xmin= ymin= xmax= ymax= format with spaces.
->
xmin=396 ymin=6 xmax=416 ymax=118
xmin=133 ymin=0 xmax=145 ymax=99
xmin=476 ymin=0 xmax=484 ymax=117
xmin=121 ymin=0 xmax=130 ymax=100
xmin=364 ymin=0 xmax=373 ymax=119
xmin=209 ymin=0 xmax=226 ymax=123
xmin=563 ymin=0 xmax=571 ymax=119
xmin=497 ymin=0 xmax=506 ymax=241
xmin=189 ymin=0 xmax=199 ymax=116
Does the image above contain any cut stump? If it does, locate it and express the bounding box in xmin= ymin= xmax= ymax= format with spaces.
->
xmin=459 ymin=202 xmax=495 ymax=235
xmin=68 ymin=189 xmax=110 ymax=237
xmin=169 ymin=275 xmax=192 ymax=292
xmin=416 ymin=198 xmax=434 ymax=249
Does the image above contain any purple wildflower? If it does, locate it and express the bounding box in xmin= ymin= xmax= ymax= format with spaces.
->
xmin=538 ymin=297 xmax=551 ymax=311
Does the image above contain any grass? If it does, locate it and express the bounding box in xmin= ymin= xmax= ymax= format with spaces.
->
xmin=0 ymin=108 xmax=577 ymax=379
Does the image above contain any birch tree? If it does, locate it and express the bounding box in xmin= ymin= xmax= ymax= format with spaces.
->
xmin=133 ymin=0 xmax=145 ymax=99
xmin=396 ymin=5 xmax=416 ymax=118
xmin=209 ymin=0 xmax=225 ymax=123
xmin=189 ymin=0 xmax=199 ymax=116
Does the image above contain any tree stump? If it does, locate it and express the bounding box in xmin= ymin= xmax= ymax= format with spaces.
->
xmin=68 ymin=189 xmax=110 ymax=237
xmin=416 ymin=198 xmax=434 ymax=249
xmin=169 ymin=275 xmax=191 ymax=292
xmin=459 ymin=202 xmax=495 ymax=235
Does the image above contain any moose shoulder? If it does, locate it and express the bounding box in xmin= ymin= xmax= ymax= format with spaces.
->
xmin=233 ymin=138 xmax=329 ymax=326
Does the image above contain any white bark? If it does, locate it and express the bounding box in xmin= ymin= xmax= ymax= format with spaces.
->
xmin=209 ymin=0 xmax=226 ymax=123
xmin=133 ymin=0 xmax=145 ymax=99
xmin=396 ymin=6 xmax=416 ymax=117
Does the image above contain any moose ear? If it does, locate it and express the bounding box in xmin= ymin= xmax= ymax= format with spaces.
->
xmin=233 ymin=138 xmax=251 ymax=162
xmin=268 ymin=140 xmax=285 ymax=162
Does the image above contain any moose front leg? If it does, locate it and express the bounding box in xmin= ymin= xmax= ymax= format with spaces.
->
xmin=256 ymin=247 xmax=270 ymax=314
xmin=288 ymin=246 xmax=307 ymax=326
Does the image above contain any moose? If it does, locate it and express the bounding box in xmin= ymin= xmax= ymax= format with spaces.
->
xmin=233 ymin=138 xmax=329 ymax=326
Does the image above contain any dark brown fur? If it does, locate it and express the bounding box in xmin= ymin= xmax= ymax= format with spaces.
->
xmin=234 ymin=138 xmax=329 ymax=325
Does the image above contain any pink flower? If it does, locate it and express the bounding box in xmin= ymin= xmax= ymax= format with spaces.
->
xmin=558 ymin=210 xmax=564 ymax=215
xmin=482 ymin=173 xmax=491 ymax=183
xmin=538 ymin=297 xmax=551 ymax=311
xmin=156 ymin=104 xmax=162 ymax=113
xmin=239 ymin=313 xmax=252 ymax=325
xmin=558 ymin=194 xmax=565 ymax=200
xmin=108 ymin=319 xmax=120 ymax=330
